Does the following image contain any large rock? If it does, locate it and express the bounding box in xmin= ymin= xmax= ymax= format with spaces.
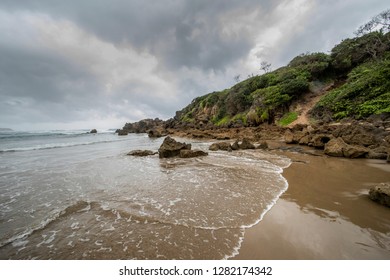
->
xmin=343 ymin=145 xmax=368 ymax=158
xmin=231 ymin=140 xmax=240 ymax=150
xmin=239 ymin=138 xmax=255 ymax=149
xmin=284 ymin=130 xmax=294 ymax=144
xmin=147 ymin=128 xmax=167 ymax=138
xmin=369 ymin=183 xmax=390 ymax=207
xmin=158 ymin=136 xmax=191 ymax=158
xmin=311 ymin=134 xmax=332 ymax=149
xmin=127 ymin=150 xmax=157 ymax=156
xmin=324 ymin=138 xmax=346 ymax=157
xmin=117 ymin=129 xmax=128 ymax=136
xmin=209 ymin=141 xmax=231 ymax=151
xmin=179 ymin=149 xmax=208 ymax=158
xmin=90 ymin=129 xmax=97 ymax=133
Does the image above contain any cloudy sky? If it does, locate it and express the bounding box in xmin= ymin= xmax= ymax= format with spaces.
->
xmin=0 ymin=0 xmax=388 ymax=130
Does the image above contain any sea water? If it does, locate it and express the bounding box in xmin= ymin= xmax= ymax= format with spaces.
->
xmin=0 ymin=130 xmax=290 ymax=259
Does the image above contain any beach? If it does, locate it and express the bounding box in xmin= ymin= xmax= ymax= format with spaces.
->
xmin=235 ymin=148 xmax=390 ymax=259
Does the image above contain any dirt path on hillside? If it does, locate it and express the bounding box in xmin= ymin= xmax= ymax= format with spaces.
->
xmin=288 ymin=82 xmax=334 ymax=127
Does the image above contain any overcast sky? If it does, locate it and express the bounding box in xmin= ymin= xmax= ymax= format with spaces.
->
xmin=0 ymin=0 xmax=388 ymax=130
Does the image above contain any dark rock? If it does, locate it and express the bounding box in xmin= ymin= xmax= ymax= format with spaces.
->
xmin=257 ymin=141 xmax=268 ymax=149
xmin=369 ymin=183 xmax=390 ymax=207
xmin=90 ymin=129 xmax=97 ymax=133
xmin=324 ymin=138 xmax=346 ymax=157
xmin=117 ymin=129 xmax=128 ymax=136
xmin=127 ymin=150 xmax=157 ymax=157
xmin=239 ymin=138 xmax=255 ymax=149
xmin=179 ymin=149 xmax=208 ymax=158
xmin=158 ymin=136 xmax=191 ymax=158
xmin=148 ymin=128 xmax=167 ymax=138
xmin=231 ymin=140 xmax=240 ymax=150
xmin=209 ymin=141 xmax=231 ymax=151
xmin=366 ymin=151 xmax=387 ymax=160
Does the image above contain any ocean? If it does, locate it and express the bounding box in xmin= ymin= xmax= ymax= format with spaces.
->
xmin=0 ymin=130 xmax=290 ymax=259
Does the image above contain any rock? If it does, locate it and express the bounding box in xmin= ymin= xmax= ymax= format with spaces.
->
xmin=299 ymin=135 xmax=310 ymax=145
xmin=90 ymin=129 xmax=97 ymax=133
xmin=311 ymin=134 xmax=332 ymax=149
xmin=127 ymin=150 xmax=157 ymax=157
xmin=292 ymin=131 xmax=306 ymax=144
xmin=209 ymin=141 xmax=231 ymax=151
xmin=231 ymin=140 xmax=240 ymax=150
xmin=257 ymin=141 xmax=268 ymax=149
xmin=284 ymin=130 xmax=294 ymax=144
xmin=324 ymin=138 xmax=346 ymax=157
xmin=239 ymin=138 xmax=255 ymax=149
xmin=342 ymin=145 xmax=368 ymax=158
xmin=158 ymin=136 xmax=191 ymax=158
xmin=366 ymin=151 xmax=387 ymax=160
xmin=117 ymin=129 xmax=128 ymax=136
xmin=148 ymin=128 xmax=167 ymax=138
xmin=387 ymin=149 xmax=390 ymax=163
xmin=369 ymin=183 xmax=390 ymax=207
xmin=179 ymin=149 xmax=208 ymax=158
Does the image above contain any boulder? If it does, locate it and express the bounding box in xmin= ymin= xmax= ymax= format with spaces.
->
xmin=342 ymin=145 xmax=368 ymax=158
xmin=284 ymin=130 xmax=294 ymax=144
xmin=311 ymin=134 xmax=332 ymax=149
xmin=127 ymin=150 xmax=157 ymax=157
xmin=90 ymin=129 xmax=97 ymax=133
xmin=369 ymin=183 xmax=390 ymax=207
xmin=231 ymin=140 xmax=240 ymax=150
xmin=158 ymin=136 xmax=191 ymax=158
xmin=324 ymin=138 xmax=346 ymax=157
xmin=180 ymin=149 xmax=208 ymax=158
xmin=299 ymin=135 xmax=310 ymax=145
xmin=239 ymin=138 xmax=255 ymax=149
xmin=148 ymin=128 xmax=167 ymax=138
xmin=257 ymin=141 xmax=268 ymax=149
xmin=209 ymin=141 xmax=231 ymax=151
xmin=117 ymin=129 xmax=128 ymax=136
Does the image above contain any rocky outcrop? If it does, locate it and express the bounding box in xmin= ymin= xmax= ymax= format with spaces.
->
xmin=209 ymin=138 xmax=256 ymax=151
xmin=209 ymin=142 xmax=231 ymax=151
xmin=90 ymin=129 xmax=97 ymax=133
xmin=180 ymin=149 xmax=208 ymax=158
xmin=127 ymin=150 xmax=157 ymax=156
xmin=148 ymin=128 xmax=168 ymax=138
xmin=116 ymin=129 xmax=128 ymax=136
xmin=324 ymin=138 xmax=346 ymax=157
xmin=369 ymin=183 xmax=390 ymax=207
xmin=239 ymin=138 xmax=256 ymax=149
xmin=285 ymin=121 xmax=390 ymax=160
xmin=119 ymin=118 xmax=165 ymax=134
xmin=257 ymin=141 xmax=269 ymax=149
xmin=158 ymin=136 xmax=191 ymax=158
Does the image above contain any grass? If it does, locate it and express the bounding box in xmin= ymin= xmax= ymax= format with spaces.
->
xmin=279 ymin=112 xmax=298 ymax=126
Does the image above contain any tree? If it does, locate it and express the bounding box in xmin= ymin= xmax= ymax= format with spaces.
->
xmin=234 ymin=74 xmax=241 ymax=83
xmin=355 ymin=9 xmax=390 ymax=36
xmin=260 ymin=61 xmax=271 ymax=73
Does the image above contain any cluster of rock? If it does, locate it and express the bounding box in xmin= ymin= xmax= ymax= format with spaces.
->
xmin=284 ymin=120 xmax=390 ymax=160
xmin=127 ymin=136 xmax=208 ymax=159
xmin=208 ymin=138 xmax=267 ymax=152
xmin=116 ymin=118 xmax=167 ymax=136
xmin=369 ymin=183 xmax=390 ymax=207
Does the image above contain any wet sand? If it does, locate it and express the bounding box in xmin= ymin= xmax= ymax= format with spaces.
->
xmin=234 ymin=149 xmax=390 ymax=259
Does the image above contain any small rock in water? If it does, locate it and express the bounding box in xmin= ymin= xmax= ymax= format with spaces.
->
xmin=127 ymin=150 xmax=157 ymax=157
xmin=369 ymin=183 xmax=390 ymax=207
xmin=90 ymin=129 xmax=97 ymax=133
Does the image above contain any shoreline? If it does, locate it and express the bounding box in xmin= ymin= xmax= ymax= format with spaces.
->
xmin=233 ymin=150 xmax=390 ymax=259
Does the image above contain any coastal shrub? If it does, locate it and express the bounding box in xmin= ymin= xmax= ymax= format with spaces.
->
xmin=278 ymin=112 xmax=298 ymax=126
xmin=315 ymin=57 xmax=390 ymax=119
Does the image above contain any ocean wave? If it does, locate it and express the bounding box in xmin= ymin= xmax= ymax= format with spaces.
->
xmin=0 ymin=130 xmax=116 ymax=140
xmin=0 ymin=138 xmax=127 ymax=153
xmin=0 ymin=200 xmax=92 ymax=249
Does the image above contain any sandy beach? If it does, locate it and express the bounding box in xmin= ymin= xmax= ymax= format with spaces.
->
xmin=234 ymin=147 xmax=390 ymax=259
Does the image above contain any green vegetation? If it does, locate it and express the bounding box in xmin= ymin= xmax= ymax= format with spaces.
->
xmin=279 ymin=112 xmax=298 ymax=126
xmin=176 ymin=13 xmax=390 ymax=127
xmin=315 ymin=58 xmax=390 ymax=119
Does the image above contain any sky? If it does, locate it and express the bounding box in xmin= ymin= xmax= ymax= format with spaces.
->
xmin=0 ymin=0 xmax=388 ymax=131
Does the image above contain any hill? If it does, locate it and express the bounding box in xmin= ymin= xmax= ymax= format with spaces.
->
xmin=169 ymin=31 xmax=390 ymax=129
